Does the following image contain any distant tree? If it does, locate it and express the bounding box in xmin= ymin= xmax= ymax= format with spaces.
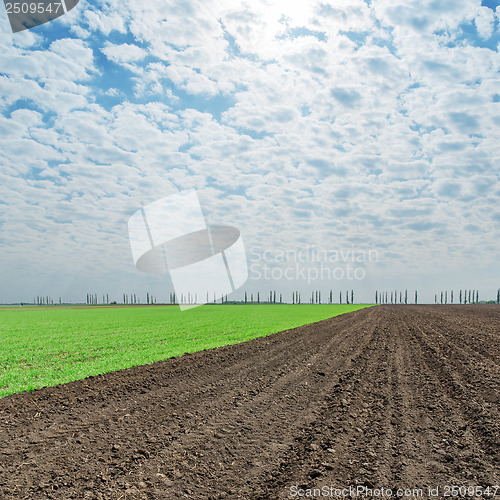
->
xmin=497 ymin=289 xmax=500 ymax=304
xmin=375 ymin=291 xmax=378 ymax=304
xmin=339 ymin=291 xmax=342 ymax=304
xmin=405 ymin=289 xmax=408 ymax=305
xmin=147 ymin=292 xmax=150 ymax=305
xmin=280 ymin=293 xmax=282 ymax=303
xmin=451 ymin=290 xmax=453 ymax=304
xmin=415 ymin=290 xmax=417 ymax=304
xmin=459 ymin=289 xmax=462 ymax=304
xmin=351 ymin=290 xmax=354 ymax=304
xmin=445 ymin=291 xmax=447 ymax=304
xmin=435 ymin=294 xmax=437 ymax=304
xmin=257 ymin=292 xmax=260 ymax=303
xmin=346 ymin=291 xmax=350 ymax=305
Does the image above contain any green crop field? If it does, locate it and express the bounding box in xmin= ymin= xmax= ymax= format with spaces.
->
xmin=0 ymin=304 xmax=371 ymax=398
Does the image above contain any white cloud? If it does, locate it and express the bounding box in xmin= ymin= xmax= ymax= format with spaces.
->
xmin=102 ymin=42 xmax=148 ymax=63
xmin=474 ymin=6 xmax=495 ymax=39
xmin=83 ymin=9 xmax=127 ymax=35
xmin=1 ymin=0 xmax=500 ymax=303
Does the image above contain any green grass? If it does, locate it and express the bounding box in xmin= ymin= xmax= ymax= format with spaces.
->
xmin=0 ymin=304 xmax=371 ymax=398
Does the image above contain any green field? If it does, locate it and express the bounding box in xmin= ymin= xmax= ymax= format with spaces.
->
xmin=0 ymin=304 xmax=371 ymax=398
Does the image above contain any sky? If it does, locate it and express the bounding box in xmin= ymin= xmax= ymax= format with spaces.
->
xmin=0 ymin=0 xmax=499 ymax=305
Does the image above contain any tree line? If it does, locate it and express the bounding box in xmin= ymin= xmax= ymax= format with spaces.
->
xmin=375 ymin=290 xmax=417 ymax=304
xmin=31 ymin=287 xmax=500 ymax=306
xmin=34 ymin=296 xmax=61 ymax=305
xmin=434 ymin=289 xmax=480 ymax=304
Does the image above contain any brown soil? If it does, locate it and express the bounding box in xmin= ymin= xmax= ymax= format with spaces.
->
xmin=0 ymin=305 xmax=499 ymax=499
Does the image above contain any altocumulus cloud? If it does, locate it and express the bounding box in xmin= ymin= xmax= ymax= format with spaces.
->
xmin=0 ymin=0 xmax=499 ymax=303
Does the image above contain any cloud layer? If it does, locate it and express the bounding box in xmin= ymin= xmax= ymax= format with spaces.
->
xmin=0 ymin=0 xmax=499 ymax=303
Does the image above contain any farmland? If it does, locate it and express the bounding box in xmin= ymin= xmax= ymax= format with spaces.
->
xmin=0 ymin=305 xmax=499 ymax=499
xmin=0 ymin=304 xmax=368 ymax=398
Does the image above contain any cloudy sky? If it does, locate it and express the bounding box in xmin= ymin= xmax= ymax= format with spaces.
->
xmin=0 ymin=0 xmax=499 ymax=305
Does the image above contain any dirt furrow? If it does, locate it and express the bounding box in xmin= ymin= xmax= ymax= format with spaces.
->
xmin=0 ymin=305 xmax=498 ymax=500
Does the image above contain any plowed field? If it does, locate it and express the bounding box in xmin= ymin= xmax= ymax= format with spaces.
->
xmin=1 ymin=305 xmax=499 ymax=499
